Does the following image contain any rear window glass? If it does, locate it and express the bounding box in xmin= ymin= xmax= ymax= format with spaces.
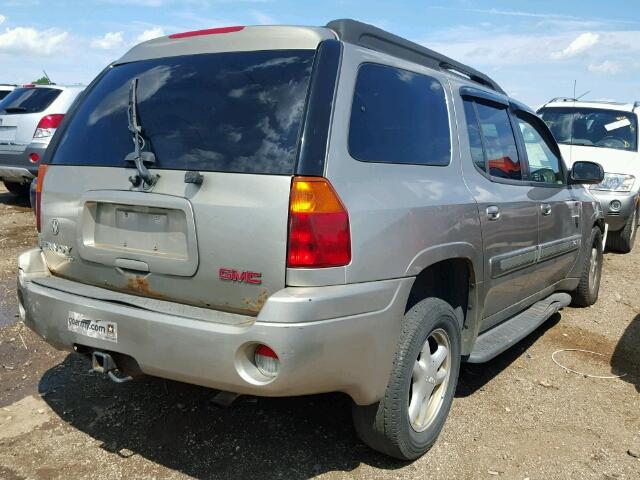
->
xmin=0 ymin=90 xmax=12 ymax=101
xmin=0 ymin=87 xmax=61 ymax=114
xmin=51 ymin=50 xmax=315 ymax=174
xmin=348 ymin=63 xmax=451 ymax=166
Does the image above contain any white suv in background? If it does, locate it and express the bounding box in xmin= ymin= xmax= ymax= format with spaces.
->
xmin=0 ymin=84 xmax=84 ymax=196
xmin=539 ymin=99 xmax=640 ymax=252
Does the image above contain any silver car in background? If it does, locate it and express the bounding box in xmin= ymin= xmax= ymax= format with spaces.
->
xmin=0 ymin=84 xmax=84 ymax=196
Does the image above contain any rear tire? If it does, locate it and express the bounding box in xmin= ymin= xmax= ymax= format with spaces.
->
xmin=3 ymin=181 xmax=30 ymax=197
xmin=571 ymin=227 xmax=603 ymax=307
xmin=352 ymin=297 xmax=461 ymax=460
xmin=606 ymin=207 xmax=637 ymax=254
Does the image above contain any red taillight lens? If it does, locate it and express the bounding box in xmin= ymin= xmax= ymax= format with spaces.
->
xmin=287 ymin=177 xmax=351 ymax=268
xmin=254 ymin=344 xmax=279 ymax=378
xmin=33 ymin=114 xmax=64 ymax=139
xmin=35 ymin=164 xmax=48 ymax=233
xmin=29 ymin=152 xmax=40 ymax=163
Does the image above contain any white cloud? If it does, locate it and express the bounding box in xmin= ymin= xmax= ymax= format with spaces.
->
xmin=588 ymin=60 xmax=621 ymax=75
xmin=0 ymin=15 xmax=5 ymax=25
xmin=136 ymin=27 xmax=165 ymax=43
xmin=0 ymin=27 xmax=68 ymax=55
xmin=551 ymin=32 xmax=600 ymax=59
xmin=251 ymin=10 xmax=276 ymax=25
xmin=91 ymin=31 xmax=124 ymax=50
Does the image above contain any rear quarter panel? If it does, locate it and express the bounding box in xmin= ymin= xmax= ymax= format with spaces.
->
xmin=321 ymin=44 xmax=484 ymax=287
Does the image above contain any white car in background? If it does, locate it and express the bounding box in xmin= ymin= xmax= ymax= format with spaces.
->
xmin=0 ymin=84 xmax=17 ymax=101
xmin=0 ymin=84 xmax=84 ymax=196
xmin=538 ymin=99 xmax=640 ymax=253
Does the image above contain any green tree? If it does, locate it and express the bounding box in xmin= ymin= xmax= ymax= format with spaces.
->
xmin=32 ymin=76 xmax=51 ymax=85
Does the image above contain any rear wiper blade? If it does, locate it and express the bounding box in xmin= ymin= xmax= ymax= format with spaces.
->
xmin=125 ymin=77 xmax=158 ymax=189
xmin=2 ymin=107 xmax=27 ymax=113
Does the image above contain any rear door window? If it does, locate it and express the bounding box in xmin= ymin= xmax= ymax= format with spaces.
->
xmin=0 ymin=88 xmax=61 ymax=114
xmin=474 ymin=102 xmax=522 ymax=181
xmin=348 ymin=63 xmax=451 ymax=166
xmin=51 ymin=50 xmax=315 ymax=174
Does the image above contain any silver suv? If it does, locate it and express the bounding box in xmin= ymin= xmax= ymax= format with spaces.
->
xmin=538 ymin=99 xmax=640 ymax=253
xmin=0 ymin=84 xmax=84 ymax=196
xmin=18 ymin=20 xmax=605 ymax=460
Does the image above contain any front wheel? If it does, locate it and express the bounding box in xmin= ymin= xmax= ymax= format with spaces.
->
xmin=352 ymin=297 xmax=461 ymax=460
xmin=571 ymin=226 xmax=603 ymax=307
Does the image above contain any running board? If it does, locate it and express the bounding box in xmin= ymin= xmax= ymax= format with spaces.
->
xmin=468 ymin=292 xmax=571 ymax=363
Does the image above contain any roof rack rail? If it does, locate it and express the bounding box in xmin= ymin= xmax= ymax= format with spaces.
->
xmin=326 ymin=19 xmax=505 ymax=94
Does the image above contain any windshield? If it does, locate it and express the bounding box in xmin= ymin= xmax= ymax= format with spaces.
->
xmin=0 ymin=87 xmax=61 ymax=114
xmin=51 ymin=50 xmax=315 ymax=174
xmin=538 ymin=107 xmax=638 ymax=152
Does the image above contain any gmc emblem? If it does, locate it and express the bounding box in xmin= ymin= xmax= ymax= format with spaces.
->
xmin=219 ymin=268 xmax=262 ymax=285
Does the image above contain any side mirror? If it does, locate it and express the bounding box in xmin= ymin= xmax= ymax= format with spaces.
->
xmin=570 ymin=161 xmax=604 ymax=185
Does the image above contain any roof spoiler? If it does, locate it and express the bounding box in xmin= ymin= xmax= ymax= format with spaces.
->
xmin=326 ymin=19 xmax=505 ymax=94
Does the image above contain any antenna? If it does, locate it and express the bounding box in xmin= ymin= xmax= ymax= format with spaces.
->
xmin=42 ymin=70 xmax=52 ymax=85
xmin=576 ymin=90 xmax=590 ymax=101
xmin=573 ymin=80 xmax=576 ymax=100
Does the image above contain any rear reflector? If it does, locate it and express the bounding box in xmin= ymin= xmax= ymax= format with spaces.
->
xmin=287 ymin=177 xmax=351 ymax=268
xmin=254 ymin=345 xmax=279 ymax=378
xmin=34 ymin=114 xmax=64 ymax=139
xmin=169 ymin=26 xmax=244 ymax=39
xmin=35 ymin=164 xmax=48 ymax=233
xmin=29 ymin=152 xmax=40 ymax=163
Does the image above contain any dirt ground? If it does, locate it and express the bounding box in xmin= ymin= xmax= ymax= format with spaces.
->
xmin=0 ymin=182 xmax=638 ymax=480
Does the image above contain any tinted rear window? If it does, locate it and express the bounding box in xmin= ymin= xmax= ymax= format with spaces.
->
xmin=0 ymin=90 xmax=11 ymax=101
xmin=0 ymin=88 xmax=61 ymax=114
xmin=348 ymin=63 xmax=451 ymax=166
xmin=51 ymin=50 xmax=316 ymax=174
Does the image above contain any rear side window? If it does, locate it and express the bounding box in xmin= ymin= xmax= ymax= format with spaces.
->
xmin=348 ymin=63 xmax=450 ymax=166
xmin=0 ymin=90 xmax=11 ymax=101
xmin=471 ymin=101 xmax=522 ymax=181
xmin=51 ymin=50 xmax=315 ymax=174
xmin=0 ymin=88 xmax=61 ymax=114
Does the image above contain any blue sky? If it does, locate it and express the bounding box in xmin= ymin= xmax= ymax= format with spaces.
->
xmin=1 ymin=0 xmax=639 ymax=106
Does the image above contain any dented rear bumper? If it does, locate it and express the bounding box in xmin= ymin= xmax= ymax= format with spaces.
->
xmin=18 ymin=248 xmax=412 ymax=405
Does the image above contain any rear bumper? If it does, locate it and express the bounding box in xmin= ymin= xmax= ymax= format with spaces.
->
xmin=591 ymin=190 xmax=639 ymax=231
xmin=18 ymin=248 xmax=412 ymax=405
xmin=0 ymin=144 xmax=47 ymax=183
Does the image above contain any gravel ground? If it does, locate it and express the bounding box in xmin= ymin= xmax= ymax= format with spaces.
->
xmin=0 ymin=183 xmax=639 ymax=480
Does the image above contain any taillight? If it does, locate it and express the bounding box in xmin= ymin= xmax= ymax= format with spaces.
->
xmin=33 ymin=114 xmax=64 ymax=139
xmin=287 ymin=176 xmax=351 ymax=268
xmin=254 ymin=344 xmax=279 ymax=378
xmin=35 ymin=164 xmax=48 ymax=233
xmin=169 ymin=26 xmax=244 ymax=39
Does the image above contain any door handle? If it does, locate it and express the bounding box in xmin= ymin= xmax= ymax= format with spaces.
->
xmin=541 ymin=203 xmax=552 ymax=216
xmin=486 ymin=205 xmax=501 ymax=221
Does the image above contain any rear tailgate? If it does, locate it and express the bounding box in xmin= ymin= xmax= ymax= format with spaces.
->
xmin=41 ymin=167 xmax=291 ymax=315
xmin=39 ymin=40 xmax=322 ymax=316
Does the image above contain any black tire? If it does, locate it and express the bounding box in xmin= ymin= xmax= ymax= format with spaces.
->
xmin=3 ymin=181 xmax=30 ymax=197
xmin=571 ymin=226 xmax=603 ymax=307
xmin=352 ymin=297 xmax=461 ymax=460
xmin=606 ymin=207 xmax=638 ymax=254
